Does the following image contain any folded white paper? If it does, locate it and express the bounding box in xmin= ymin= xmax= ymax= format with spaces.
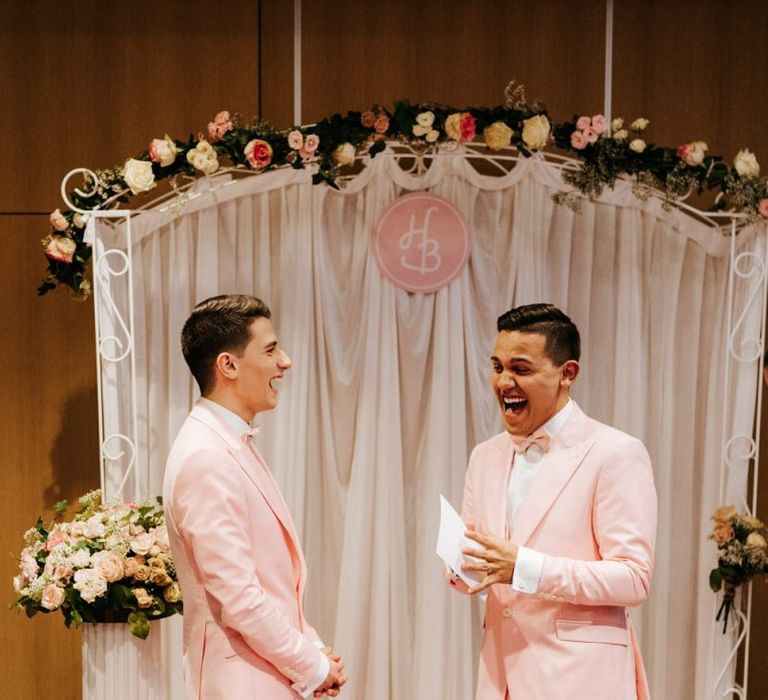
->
xmin=436 ymin=494 xmax=485 ymax=593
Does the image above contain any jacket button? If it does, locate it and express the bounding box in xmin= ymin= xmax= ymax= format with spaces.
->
xmin=502 ymin=608 xmax=513 ymax=618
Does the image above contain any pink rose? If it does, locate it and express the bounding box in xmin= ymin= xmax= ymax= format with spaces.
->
xmin=570 ymin=130 xmax=588 ymax=150
xmin=459 ymin=112 xmax=476 ymax=142
xmin=591 ymin=114 xmax=606 ymax=135
xmin=207 ymin=110 xmax=233 ymax=141
xmin=46 ymin=530 xmax=67 ymax=552
xmin=677 ymin=141 xmax=708 ymax=167
xmin=130 ymin=532 xmax=155 ymax=556
xmin=373 ymin=114 xmax=390 ymax=135
xmin=582 ymin=126 xmax=599 ymax=144
xmin=759 ymin=199 xmax=768 ymax=219
xmin=576 ymin=116 xmax=591 ymax=130
xmin=244 ymin=139 xmax=273 ymax=170
xmin=361 ymin=111 xmax=376 ymax=128
xmin=91 ymin=550 xmax=124 ymax=582
xmin=287 ymin=130 xmax=304 ymax=150
xmin=41 ymin=584 xmax=66 ymax=611
xmin=44 ymin=235 xmax=77 ymax=263
xmin=304 ymin=134 xmax=320 ymax=153
xmin=50 ymin=209 xmax=68 ymax=232
xmin=148 ymin=135 xmax=177 ymax=167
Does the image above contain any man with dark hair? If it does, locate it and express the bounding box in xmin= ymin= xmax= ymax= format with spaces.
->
xmin=164 ymin=294 xmax=346 ymax=699
xmin=448 ymin=303 xmax=656 ymax=700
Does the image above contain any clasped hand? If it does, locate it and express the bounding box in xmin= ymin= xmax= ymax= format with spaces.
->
xmin=461 ymin=525 xmax=519 ymax=594
xmin=314 ymin=647 xmax=347 ymax=697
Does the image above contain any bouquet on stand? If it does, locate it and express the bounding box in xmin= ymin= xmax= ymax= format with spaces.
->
xmin=708 ymin=505 xmax=768 ymax=633
xmin=12 ymin=489 xmax=182 ymax=639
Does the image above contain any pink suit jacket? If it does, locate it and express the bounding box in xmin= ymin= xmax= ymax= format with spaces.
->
xmin=451 ymin=403 xmax=657 ymax=700
xmin=163 ymin=401 xmax=326 ymax=699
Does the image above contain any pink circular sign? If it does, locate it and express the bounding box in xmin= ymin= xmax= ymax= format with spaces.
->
xmin=373 ymin=192 xmax=471 ymax=293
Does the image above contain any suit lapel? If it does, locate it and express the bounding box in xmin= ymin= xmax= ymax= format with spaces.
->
xmin=511 ymin=404 xmax=596 ymax=546
xmin=487 ymin=435 xmax=515 ymax=537
xmin=189 ymin=403 xmax=303 ymax=559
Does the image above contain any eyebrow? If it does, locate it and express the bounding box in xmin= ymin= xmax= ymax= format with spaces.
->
xmin=490 ymin=355 xmax=534 ymax=363
xmin=264 ymin=340 xmax=278 ymax=351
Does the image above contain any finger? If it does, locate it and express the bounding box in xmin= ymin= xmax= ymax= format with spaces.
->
xmin=461 ymin=560 xmax=490 ymax=572
xmin=461 ymin=545 xmax=488 ymax=559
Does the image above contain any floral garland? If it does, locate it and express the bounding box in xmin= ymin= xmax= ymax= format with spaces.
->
xmin=40 ymin=83 xmax=768 ymax=297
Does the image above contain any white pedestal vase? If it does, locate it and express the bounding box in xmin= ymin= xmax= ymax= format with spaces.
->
xmin=82 ymin=622 xmax=163 ymax=700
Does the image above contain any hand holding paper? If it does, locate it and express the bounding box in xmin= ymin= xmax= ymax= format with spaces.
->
xmin=435 ymin=495 xmax=485 ymax=592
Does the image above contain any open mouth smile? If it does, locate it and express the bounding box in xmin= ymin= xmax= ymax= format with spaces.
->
xmin=502 ymin=396 xmax=528 ymax=414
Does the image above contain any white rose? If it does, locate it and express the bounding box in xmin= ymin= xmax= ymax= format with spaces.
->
xmin=73 ymin=568 xmax=108 ymax=603
xmin=49 ymin=209 xmax=68 ymax=232
xmin=148 ymin=135 xmax=178 ymax=167
xmin=68 ymin=548 xmax=91 ymax=569
xmin=41 ymin=584 xmax=66 ymax=611
xmin=332 ymin=142 xmax=356 ymax=166
xmin=150 ymin=525 xmax=169 ymax=549
xmin=91 ymin=550 xmax=125 ymax=582
xmin=415 ymin=111 xmax=435 ymax=128
xmin=83 ymin=515 xmax=106 ymax=539
xmin=734 ymin=148 xmax=760 ymax=178
xmin=425 ymin=129 xmax=439 ymax=143
xmin=747 ymin=532 xmax=767 ymax=548
xmin=630 ymin=118 xmax=649 ymax=131
xmin=72 ymin=213 xmax=86 ymax=229
xmin=20 ymin=552 xmax=39 ymax=581
xmin=630 ymin=139 xmax=646 ymax=153
xmin=131 ymin=532 xmax=155 ymax=556
xmin=123 ymin=158 xmax=156 ymax=195
xmin=186 ymin=140 xmax=219 ymax=175
xmin=610 ymin=117 xmax=624 ymax=131
xmin=613 ymin=129 xmax=628 ymax=141
xmin=483 ymin=121 xmax=514 ymax=150
xmin=13 ymin=575 xmax=24 ymax=593
xmin=521 ymin=115 xmax=550 ymax=150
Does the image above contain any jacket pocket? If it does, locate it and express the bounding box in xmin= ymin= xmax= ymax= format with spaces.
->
xmin=555 ymin=619 xmax=629 ymax=646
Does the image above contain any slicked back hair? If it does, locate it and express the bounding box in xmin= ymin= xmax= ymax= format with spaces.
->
xmin=181 ymin=294 xmax=272 ymax=395
xmin=496 ymin=303 xmax=580 ymax=366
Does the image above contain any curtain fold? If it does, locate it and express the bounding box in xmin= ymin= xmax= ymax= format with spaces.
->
xmin=98 ymin=154 xmax=765 ymax=699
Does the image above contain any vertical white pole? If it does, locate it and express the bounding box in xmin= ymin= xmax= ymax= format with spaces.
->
xmin=293 ymin=0 xmax=302 ymax=126
xmin=604 ymin=0 xmax=614 ymax=129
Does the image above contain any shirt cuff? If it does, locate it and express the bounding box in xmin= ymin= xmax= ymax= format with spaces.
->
xmin=511 ymin=546 xmax=544 ymax=594
xmin=291 ymin=652 xmax=329 ymax=698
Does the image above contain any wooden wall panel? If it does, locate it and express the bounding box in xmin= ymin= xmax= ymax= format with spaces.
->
xmin=0 ymin=215 xmax=99 ymax=699
xmin=299 ymin=0 xmax=605 ymax=125
xmin=0 ymin=0 xmax=261 ymax=213
xmin=613 ymin=0 xmax=768 ymax=170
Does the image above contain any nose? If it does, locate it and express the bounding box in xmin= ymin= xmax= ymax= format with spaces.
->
xmin=498 ymin=370 xmax=516 ymax=388
xmin=279 ymin=349 xmax=292 ymax=370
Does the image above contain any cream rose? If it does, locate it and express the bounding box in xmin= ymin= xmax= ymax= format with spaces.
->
xmin=42 ymin=584 xmax=66 ymax=609
xmin=83 ymin=515 xmax=106 ymax=539
xmin=130 ymin=532 xmax=155 ymax=556
xmin=20 ymin=552 xmax=38 ymax=581
xmin=44 ymin=235 xmax=76 ymax=263
xmin=483 ymin=121 xmax=513 ymax=150
xmin=123 ymin=158 xmax=156 ymax=195
xmin=333 ymin=142 xmax=356 ymax=166
xmin=734 ymin=148 xmax=760 ymax=178
xmin=49 ymin=209 xmax=68 ymax=232
xmin=677 ymin=140 xmax=708 ymax=167
xmin=613 ymin=129 xmax=628 ymax=141
xmin=415 ymin=111 xmax=435 ymax=128
xmin=630 ymin=139 xmax=647 ymax=153
xmin=747 ymin=532 xmax=767 ymax=548
xmin=73 ymin=568 xmax=108 ymax=603
xmin=186 ymin=140 xmax=220 ymax=175
xmin=68 ymin=548 xmax=91 ymax=569
xmin=163 ymin=581 xmax=182 ymax=603
xmin=444 ymin=113 xmax=462 ymax=141
xmin=521 ymin=115 xmax=550 ymax=150
xmin=611 ymin=117 xmax=624 ymax=131
xmin=133 ymin=564 xmax=151 ymax=582
xmin=91 ymin=550 xmax=125 ymax=582
xmin=150 ymin=567 xmax=172 ymax=586
xmin=287 ymin=130 xmax=304 ymax=150
xmin=41 ymin=584 xmax=66 ymax=611
xmin=132 ymin=587 xmax=154 ymax=609
xmin=630 ymin=118 xmax=649 ymax=131
xmin=148 ymin=135 xmax=177 ymax=167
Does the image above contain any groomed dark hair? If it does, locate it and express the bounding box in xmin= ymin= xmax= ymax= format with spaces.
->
xmin=496 ymin=303 xmax=580 ymax=365
xmin=181 ymin=294 xmax=271 ymax=394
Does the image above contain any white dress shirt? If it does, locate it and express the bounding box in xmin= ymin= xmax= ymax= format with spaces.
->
xmin=199 ymin=398 xmax=329 ymax=696
xmin=509 ymin=399 xmax=574 ymax=595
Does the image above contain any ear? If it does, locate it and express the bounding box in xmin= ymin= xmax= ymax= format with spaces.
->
xmin=560 ymin=360 xmax=580 ymax=387
xmin=214 ymin=352 xmax=239 ymax=381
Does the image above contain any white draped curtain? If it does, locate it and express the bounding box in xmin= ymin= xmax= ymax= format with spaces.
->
xmin=97 ymin=152 xmax=766 ymax=699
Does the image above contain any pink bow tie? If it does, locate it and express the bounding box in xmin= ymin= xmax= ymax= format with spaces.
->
xmin=241 ymin=427 xmax=259 ymax=442
xmin=511 ymin=428 xmax=551 ymax=454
